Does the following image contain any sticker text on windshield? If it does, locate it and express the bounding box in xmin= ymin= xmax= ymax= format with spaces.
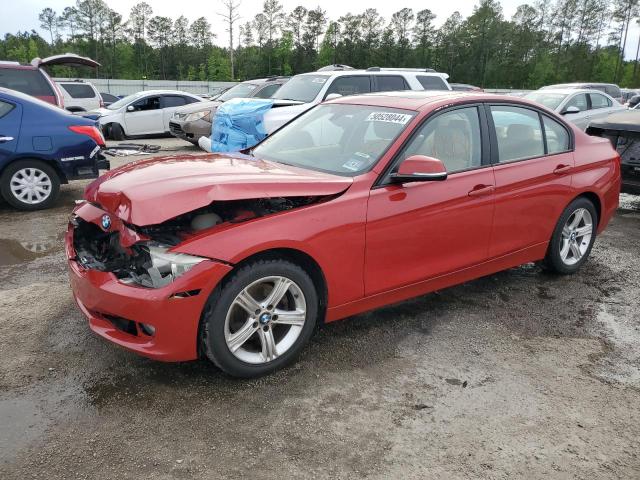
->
xmin=365 ymin=112 xmax=412 ymax=124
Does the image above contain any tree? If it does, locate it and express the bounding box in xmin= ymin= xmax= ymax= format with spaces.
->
xmin=218 ymin=0 xmax=241 ymax=79
xmin=288 ymin=6 xmax=307 ymax=47
xmin=390 ymin=8 xmax=414 ymax=63
xmin=148 ymin=16 xmax=173 ymax=78
xmin=305 ymin=7 xmax=327 ymax=52
xmin=38 ymin=8 xmax=59 ymax=44
xmin=173 ymin=16 xmax=189 ymax=46
xmin=414 ymin=9 xmax=436 ymax=68
xmin=190 ymin=17 xmax=213 ymax=50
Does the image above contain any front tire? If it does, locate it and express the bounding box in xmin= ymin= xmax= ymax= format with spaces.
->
xmin=544 ymin=197 xmax=598 ymax=274
xmin=201 ymin=259 xmax=318 ymax=378
xmin=0 ymin=160 xmax=60 ymax=210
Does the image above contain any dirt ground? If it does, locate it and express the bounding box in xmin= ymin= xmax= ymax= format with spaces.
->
xmin=1 ymin=138 xmax=639 ymax=479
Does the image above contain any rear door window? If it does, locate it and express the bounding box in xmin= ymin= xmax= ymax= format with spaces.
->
xmin=60 ymin=83 xmax=96 ymax=98
xmin=325 ymin=76 xmax=371 ymax=98
xmin=417 ymin=75 xmax=449 ymax=91
xmin=490 ymin=105 xmax=545 ymax=162
xmin=0 ymin=68 xmax=54 ymax=96
xmin=162 ymin=96 xmax=188 ymax=108
xmin=589 ymin=93 xmax=612 ymax=109
xmin=375 ymin=76 xmax=409 ymax=92
xmin=605 ymin=85 xmax=621 ymax=98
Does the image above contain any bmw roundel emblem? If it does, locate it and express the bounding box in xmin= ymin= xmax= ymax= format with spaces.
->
xmin=101 ymin=214 xmax=111 ymax=230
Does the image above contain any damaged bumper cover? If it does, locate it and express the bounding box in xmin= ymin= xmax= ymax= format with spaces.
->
xmin=66 ymin=202 xmax=232 ymax=361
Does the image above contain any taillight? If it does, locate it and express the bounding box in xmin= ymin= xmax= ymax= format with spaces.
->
xmin=69 ymin=125 xmax=106 ymax=147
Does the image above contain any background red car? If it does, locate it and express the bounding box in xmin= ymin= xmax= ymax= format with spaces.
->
xmin=66 ymin=91 xmax=620 ymax=377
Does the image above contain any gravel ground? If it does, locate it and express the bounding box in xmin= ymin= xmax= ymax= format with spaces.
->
xmin=1 ymin=139 xmax=639 ymax=479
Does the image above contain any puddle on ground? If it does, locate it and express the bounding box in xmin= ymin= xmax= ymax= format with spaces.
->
xmin=0 ymin=236 xmax=64 ymax=266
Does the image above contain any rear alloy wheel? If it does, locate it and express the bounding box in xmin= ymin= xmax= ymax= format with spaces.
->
xmin=202 ymin=259 xmax=318 ymax=377
xmin=544 ymin=198 xmax=597 ymax=274
xmin=0 ymin=160 xmax=60 ymax=210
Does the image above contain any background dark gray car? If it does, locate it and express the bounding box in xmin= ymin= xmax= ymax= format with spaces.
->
xmin=169 ymin=76 xmax=289 ymax=145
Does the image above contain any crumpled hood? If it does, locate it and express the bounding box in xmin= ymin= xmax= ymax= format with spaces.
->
xmin=84 ymin=153 xmax=353 ymax=226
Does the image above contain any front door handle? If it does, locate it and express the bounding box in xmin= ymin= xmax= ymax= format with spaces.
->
xmin=0 ymin=136 xmax=14 ymax=143
xmin=468 ymin=184 xmax=495 ymax=197
xmin=553 ymin=164 xmax=572 ymax=175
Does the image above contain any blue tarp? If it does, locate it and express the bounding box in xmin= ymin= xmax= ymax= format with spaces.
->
xmin=210 ymin=98 xmax=274 ymax=153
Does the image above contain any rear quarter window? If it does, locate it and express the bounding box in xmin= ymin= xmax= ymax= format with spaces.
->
xmin=375 ymin=76 xmax=409 ymax=92
xmin=417 ymin=76 xmax=448 ymax=91
xmin=60 ymin=83 xmax=96 ymax=99
xmin=0 ymin=68 xmax=55 ymax=97
xmin=0 ymin=100 xmax=15 ymax=118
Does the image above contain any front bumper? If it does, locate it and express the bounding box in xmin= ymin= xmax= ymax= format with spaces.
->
xmin=169 ymin=119 xmax=211 ymax=143
xmin=65 ymin=210 xmax=232 ymax=362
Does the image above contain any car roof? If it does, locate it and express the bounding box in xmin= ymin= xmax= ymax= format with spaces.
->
xmin=529 ymin=88 xmax=594 ymax=95
xmin=294 ymin=69 xmax=447 ymax=79
xmin=545 ymin=82 xmax=618 ymax=88
xmin=242 ymin=77 xmax=289 ymax=85
xmin=0 ymin=62 xmax=38 ymax=70
xmin=133 ymin=89 xmax=201 ymax=96
xmin=327 ymin=90 xmax=541 ymax=111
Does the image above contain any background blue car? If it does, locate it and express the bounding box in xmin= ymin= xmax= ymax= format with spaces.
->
xmin=0 ymin=87 xmax=108 ymax=210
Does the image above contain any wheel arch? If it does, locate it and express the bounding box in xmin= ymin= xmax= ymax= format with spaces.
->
xmin=233 ymin=248 xmax=328 ymax=324
xmin=573 ymin=191 xmax=602 ymax=228
xmin=196 ymin=247 xmax=329 ymax=360
xmin=0 ymin=155 xmax=68 ymax=184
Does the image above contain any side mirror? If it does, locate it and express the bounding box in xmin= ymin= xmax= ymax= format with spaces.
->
xmin=325 ymin=93 xmax=342 ymax=101
xmin=561 ymin=105 xmax=580 ymax=115
xmin=390 ymin=155 xmax=448 ymax=183
xmin=126 ymin=105 xmax=135 ymax=112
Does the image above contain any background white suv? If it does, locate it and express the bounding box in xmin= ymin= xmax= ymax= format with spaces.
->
xmin=262 ymin=66 xmax=451 ymax=132
xmin=57 ymin=80 xmax=102 ymax=112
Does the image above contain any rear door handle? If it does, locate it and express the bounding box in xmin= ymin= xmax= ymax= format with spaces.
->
xmin=468 ymin=184 xmax=495 ymax=197
xmin=553 ymin=164 xmax=572 ymax=175
xmin=0 ymin=136 xmax=14 ymax=143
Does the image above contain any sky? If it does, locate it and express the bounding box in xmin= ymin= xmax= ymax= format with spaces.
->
xmin=2 ymin=0 xmax=640 ymax=59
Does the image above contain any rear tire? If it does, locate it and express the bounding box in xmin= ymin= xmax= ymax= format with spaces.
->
xmin=109 ymin=123 xmax=125 ymax=141
xmin=201 ymin=259 xmax=318 ymax=378
xmin=543 ymin=197 xmax=598 ymax=274
xmin=0 ymin=159 xmax=60 ymax=211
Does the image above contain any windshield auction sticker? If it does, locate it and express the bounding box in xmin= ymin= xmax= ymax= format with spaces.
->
xmin=365 ymin=112 xmax=412 ymax=124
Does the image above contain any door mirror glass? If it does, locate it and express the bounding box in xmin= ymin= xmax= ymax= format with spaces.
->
xmin=391 ymin=155 xmax=447 ymax=183
xmin=562 ymin=105 xmax=580 ymax=115
xmin=126 ymin=105 xmax=135 ymax=112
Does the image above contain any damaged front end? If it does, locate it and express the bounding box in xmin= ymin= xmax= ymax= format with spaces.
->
xmin=71 ymin=197 xmax=321 ymax=288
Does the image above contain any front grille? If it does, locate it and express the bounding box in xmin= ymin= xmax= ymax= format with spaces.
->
xmin=169 ymin=121 xmax=183 ymax=134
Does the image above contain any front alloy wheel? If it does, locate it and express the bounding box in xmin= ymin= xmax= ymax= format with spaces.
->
xmin=202 ymin=259 xmax=318 ymax=378
xmin=225 ymin=276 xmax=307 ymax=364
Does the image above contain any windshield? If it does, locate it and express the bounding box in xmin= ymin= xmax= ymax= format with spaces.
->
xmin=271 ymin=75 xmax=328 ymax=103
xmin=524 ymin=92 xmax=568 ymax=110
xmin=217 ymin=83 xmax=257 ymax=101
xmin=253 ymin=104 xmax=415 ymax=176
xmin=107 ymin=91 xmax=146 ymax=110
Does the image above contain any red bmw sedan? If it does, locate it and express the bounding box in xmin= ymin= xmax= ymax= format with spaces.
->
xmin=66 ymin=91 xmax=620 ymax=377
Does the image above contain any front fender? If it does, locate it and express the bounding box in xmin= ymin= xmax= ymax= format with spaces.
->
xmin=173 ymin=191 xmax=369 ymax=308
